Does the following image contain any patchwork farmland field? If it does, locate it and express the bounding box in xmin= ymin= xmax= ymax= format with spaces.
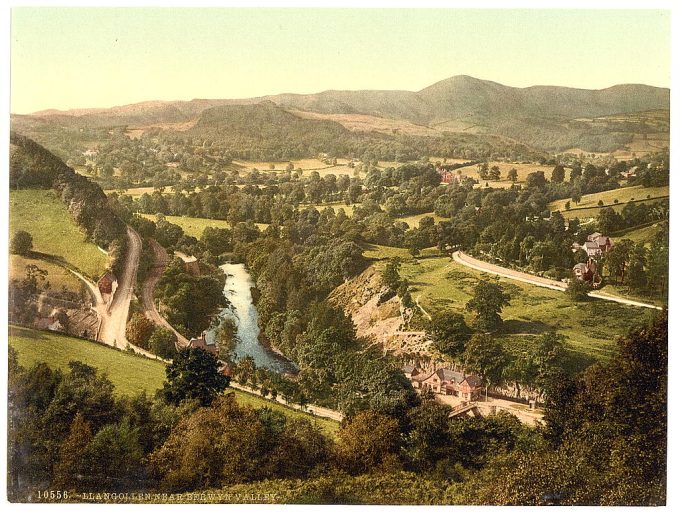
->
xmin=548 ymin=185 xmax=669 ymax=219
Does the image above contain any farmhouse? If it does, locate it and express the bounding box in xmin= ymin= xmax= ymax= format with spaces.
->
xmin=573 ymin=259 xmax=596 ymax=282
xmin=97 ymin=270 xmax=118 ymax=300
xmin=402 ymin=364 xmax=422 ymax=380
xmin=574 ymin=232 xmax=614 ymax=258
xmin=413 ymin=368 xmax=483 ymax=401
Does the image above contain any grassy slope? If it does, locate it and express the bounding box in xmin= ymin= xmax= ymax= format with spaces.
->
xmin=548 ymin=185 xmax=669 ymax=216
xmin=456 ymin=162 xmax=573 ymax=183
xmin=9 ymin=190 xmax=108 ymax=279
xmin=9 ymin=254 xmax=85 ymax=292
xmin=140 ymin=213 xmax=267 ymax=238
xmin=611 ymin=221 xmax=663 ymax=245
xmin=396 ymin=212 xmax=448 ymax=228
xmin=366 ymin=247 xmax=653 ymax=362
xmin=9 ymin=325 xmax=338 ymax=435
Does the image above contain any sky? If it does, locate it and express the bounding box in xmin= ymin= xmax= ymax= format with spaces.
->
xmin=10 ymin=7 xmax=672 ymax=114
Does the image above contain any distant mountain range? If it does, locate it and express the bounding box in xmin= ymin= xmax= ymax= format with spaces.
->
xmin=14 ymin=75 xmax=670 ymax=153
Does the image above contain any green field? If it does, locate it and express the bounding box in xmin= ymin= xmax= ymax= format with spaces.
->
xmin=366 ymin=247 xmax=654 ymax=361
xmin=456 ymin=161 xmax=573 ymax=183
xmin=9 ymin=325 xmax=338 ymax=435
xmin=611 ymin=221 xmax=664 ymax=246
xmin=301 ymin=202 xmax=356 ymax=216
xmin=10 ymin=325 xmax=166 ymax=396
xmin=548 ymin=185 xmax=669 ymax=218
xmin=140 ymin=213 xmax=268 ymax=238
xmin=396 ymin=212 xmax=448 ymax=228
xmin=9 ymin=254 xmax=85 ymax=293
xmin=9 ymin=190 xmax=109 ymax=279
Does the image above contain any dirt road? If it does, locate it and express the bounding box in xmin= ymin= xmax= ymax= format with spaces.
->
xmin=97 ymin=227 xmax=158 ymax=358
xmin=452 ymin=251 xmax=663 ymax=310
xmin=141 ymin=239 xmax=189 ymax=347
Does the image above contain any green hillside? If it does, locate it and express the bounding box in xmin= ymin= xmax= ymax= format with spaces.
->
xmin=369 ymin=246 xmax=654 ymax=362
xmin=9 ymin=325 xmax=339 ymax=435
xmin=10 ymin=326 xmax=165 ymax=396
xmin=549 ymin=185 xmax=668 ymax=212
xmin=9 ymin=189 xmax=109 ymax=279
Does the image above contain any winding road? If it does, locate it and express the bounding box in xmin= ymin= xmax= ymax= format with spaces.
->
xmin=96 ymin=227 xmax=160 ymax=358
xmin=452 ymin=251 xmax=663 ymax=310
xmin=141 ymin=239 xmax=189 ymax=347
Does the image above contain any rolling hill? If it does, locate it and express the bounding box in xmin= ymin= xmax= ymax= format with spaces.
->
xmin=11 ymin=75 xmax=669 ymax=154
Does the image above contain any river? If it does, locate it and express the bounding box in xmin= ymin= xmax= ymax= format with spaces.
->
xmin=208 ymin=263 xmax=295 ymax=373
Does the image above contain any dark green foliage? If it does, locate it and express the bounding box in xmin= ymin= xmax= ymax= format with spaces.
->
xmin=156 ymin=257 xmax=227 ymax=335
xmin=426 ymin=310 xmax=472 ymax=358
xmin=150 ymin=395 xmax=330 ymax=491
xmin=463 ymin=334 xmax=509 ymax=386
xmin=465 ymin=280 xmax=510 ymax=331
xmin=161 ymin=347 xmax=230 ymax=406
xmin=10 ymin=230 xmax=33 ymax=255
xmin=462 ymin=315 xmax=667 ymax=505
xmin=565 ymin=277 xmax=592 ymax=301
xmin=148 ymin=327 xmax=178 ymax=360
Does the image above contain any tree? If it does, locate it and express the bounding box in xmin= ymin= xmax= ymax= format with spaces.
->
xmin=465 ymin=280 xmax=510 ymax=331
xmin=80 ymin=420 xmax=144 ymax=490
xmin=161 ymin=347 xmax=230 ymax=406
xmin=597 ymin=207 xmax=623 ymax=234
xmin=147 ymin=327 xmax=178 ymax=360
xmin=507 ymin=168 xmax=518 ymax=182
xmin=10 ymin=230 xmax=33 ymax=255
xmin=126 ymin=313 xmax=156 ymax=350
xmin=52 ymin=413 xmax=93 ymax=489
xmin=333 ymin=411 xmax=402 ymax=475
xmin=626 ymin=243 xmax=648 ymax=291
xmin=215 ymin=317 xmax=239 ymax=362
xmin=565 ymin=278 xmax=592 ymax=301
xmin=551 ymin=165 xmax=566 ymax=183
xmin=403 ymin=401 xmax=454 ymax=472
xmin=426 ymin=311 xmax=472 ymax=358
xmin=525 ymin=171 xmax=547 ymax=190
xmin=605 ymin=239 xmax=634 ymax=282
xmin=381 ymin=257 xmax=401 ymax=291
xmin=463 ymin=334 xmax=508 ymax=387
xmin=489 ymin=165 xmax=501 ymax=180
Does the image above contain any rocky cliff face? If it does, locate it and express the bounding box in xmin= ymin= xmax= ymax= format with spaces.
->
xmin=329 ymin=266 xmax=431 ymax=357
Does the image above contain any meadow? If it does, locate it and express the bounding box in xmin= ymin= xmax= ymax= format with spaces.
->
xmin=548 ymin=185 xmax=669 ymax=219
xmin=9 ymin=190 xmax=109 ymax=279
xmin=395 ymin=212 xmax=448 ymax=228
xmin=366 ymin=246 xmax=654 ymax=362
xmin=455 ymin=161 xmax=573 ymax=184
xmin=9 ymin=325 xmax=338 ymax=435
xmin=9 ymin=254 xmax=85 ymax=293
xmin=140 ymin=213 xmax=267 ymax=238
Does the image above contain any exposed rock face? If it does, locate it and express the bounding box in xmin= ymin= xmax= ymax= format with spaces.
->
xmin=329 ymin=266 xmax=431 ymax=356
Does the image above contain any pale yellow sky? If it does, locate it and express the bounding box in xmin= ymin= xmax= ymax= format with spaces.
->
xmin=10 ymin=8 xmax=671 ymax=114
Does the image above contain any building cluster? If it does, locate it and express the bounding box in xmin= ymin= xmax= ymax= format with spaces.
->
xmin=571 ymin=232 xmax=612 ymax=286
xmin=403 ymin=365 xmax=483 ymax=402
xmin=436 ymin=167 xmax=467 ymax=185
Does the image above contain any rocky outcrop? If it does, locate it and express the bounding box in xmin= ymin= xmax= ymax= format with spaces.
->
xmin=329 ymin=266 xmax=432 ymax=356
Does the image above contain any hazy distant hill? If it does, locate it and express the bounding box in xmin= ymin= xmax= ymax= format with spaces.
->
xmin=12 ymin=75 xmax=669 ymax=153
